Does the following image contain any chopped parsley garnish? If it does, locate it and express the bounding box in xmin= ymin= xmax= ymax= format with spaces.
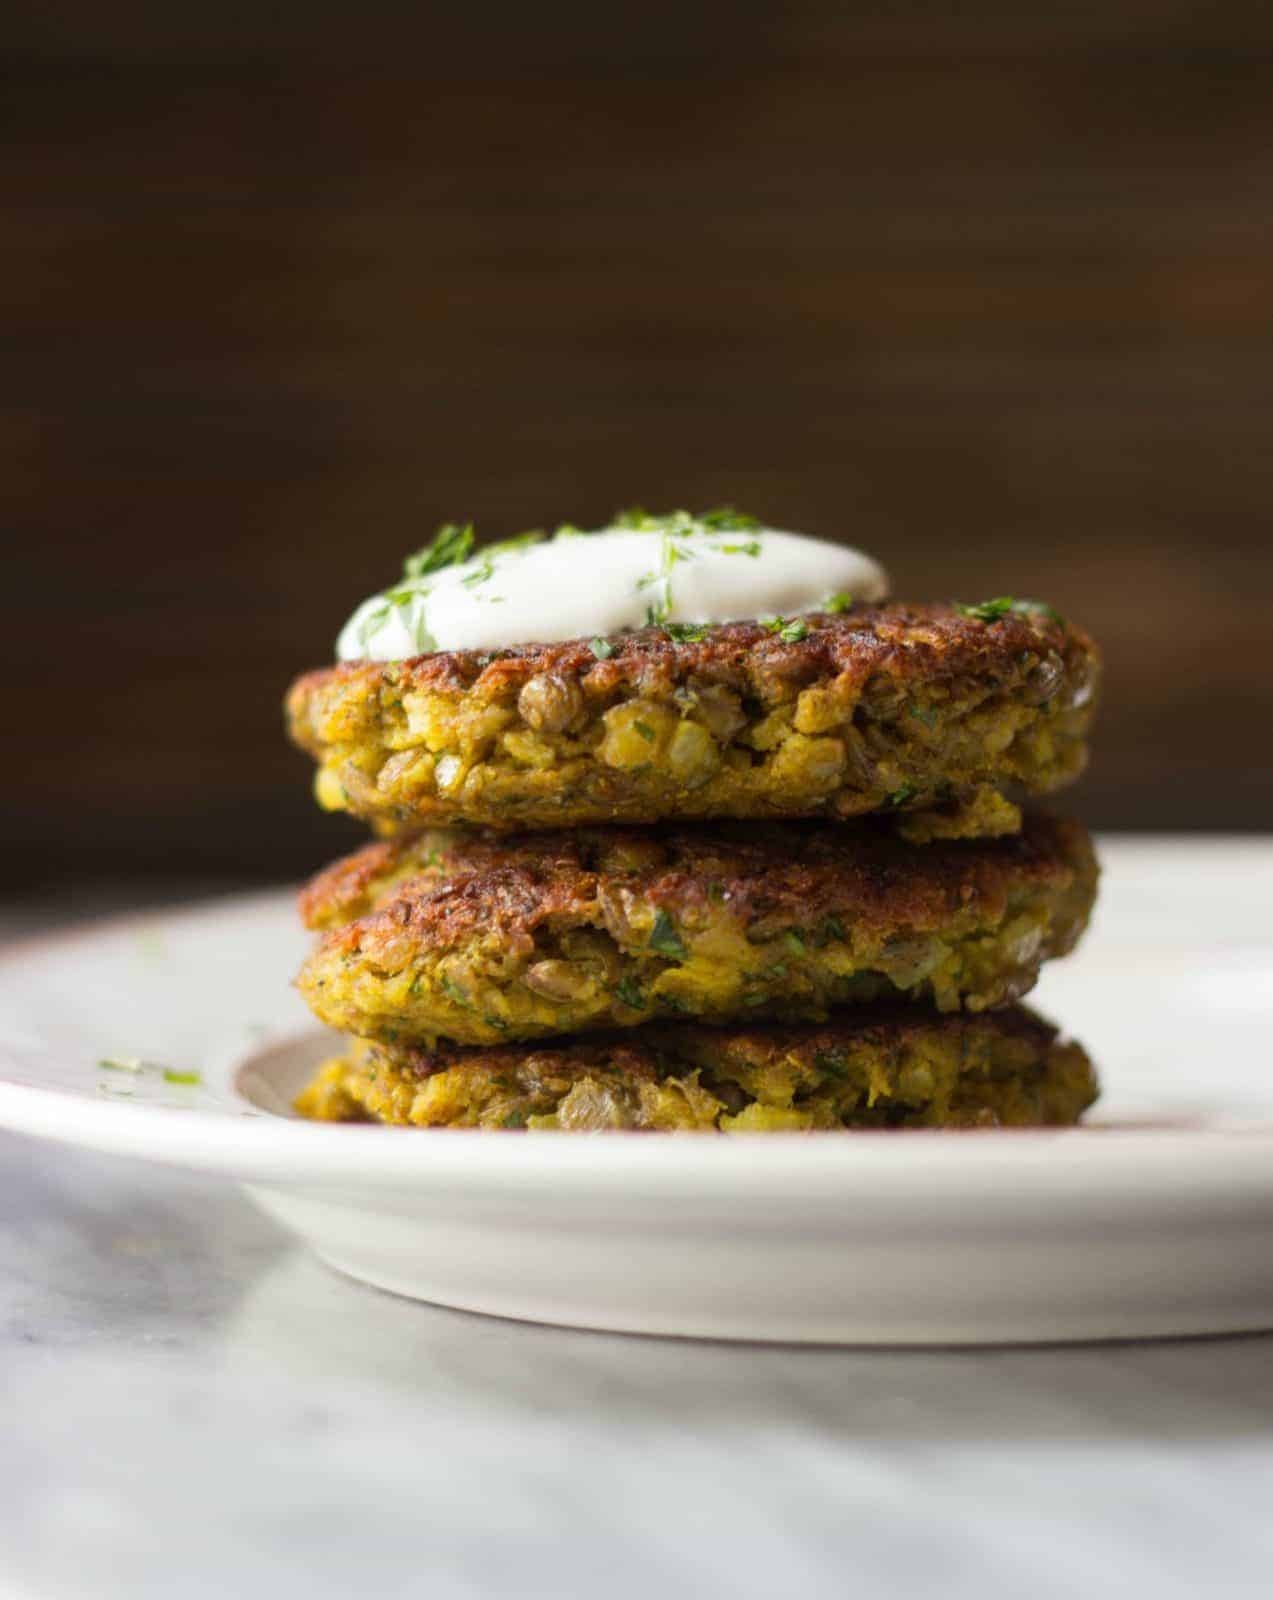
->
xmin=699 ymin=506 xmax=761 ymax=530
xmin=648 ymin=910 xmax=688 ymax=961
xmin=1012 ymin=598 xmax=1065 ymax=624
xmin=441 ymin=977 xmax=508 ymax=1031
xmin=958 ymin=596 xmax=1064 ymax=625
xmin=783 ymin=930 xmax=806 ymax=955
xmin=663 ymin=621 xmax=712 ymax=642
xmin=633 ymin=720 xmax=656 ymax=743
xmin=589 ymin=637 xmax=615 ymax=659
xmin=957 ymin=596 xmax=1014 ymax=622
xmin=460 ymin=554 xmax=495 ymax=588
xmin=615 ymin=976 xmax=645 ymax=1010
xmin=814 ymin=1049 xmax=849 ymax=1080
xmin=637 ymin=532 xmax=695 ymax=625
xmin=162 ymin=1068 xmax=202 ymax=1086
xmin=502 ymin=1109 xmax=527 ymax=1129
xmin=403 ymin=521 xmax=475 ymax=580
xmin=485 ymin=529 xmax=546 ymax=557
xmin=822 ymin=591 xmax=853 ymax=613
xmin=908 ymin=703 xmax=939 ymax=728
xmin=98 ymin=1057 xmax=142 ymax=1074
xmin=618 ymin=506 xmax=757 ymax=537
xmin=888 ymin=783 xmax=918 ymax=808
xmin=619 ymin=508 xmax=766 ymax=622
xmin=760 ymin=615 xmax=810 ymax=643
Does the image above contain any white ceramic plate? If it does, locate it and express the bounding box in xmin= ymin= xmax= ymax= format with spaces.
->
xmin=2 ymin=838 xmax=1273 ymax=1344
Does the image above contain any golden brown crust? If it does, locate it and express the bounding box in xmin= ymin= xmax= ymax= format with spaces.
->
xmin=302 ymin=813 xmax=1088 ymax=944
xmin=285 ymin=602 xmax=1099 ymax=832
xmin=296 ymin=813 xmax=1098 ymax=1045
xmin=290 ymin=603 xmax=1091 ymax=705
xmin=293 ymin=1003 xmax=1100 ymax=1132
xmin=355 ymin=999 xmax=1065 ymax=1085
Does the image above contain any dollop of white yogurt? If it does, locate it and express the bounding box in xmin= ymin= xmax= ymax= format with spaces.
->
xmin=336 ymin=513 xmax=890 ymax=660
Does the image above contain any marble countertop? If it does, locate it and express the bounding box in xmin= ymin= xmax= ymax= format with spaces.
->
xmin=3 ymin=1127 xmax=1272 ymax=1599
xmin=4 ymin=882 xmax=1273 ymax=1599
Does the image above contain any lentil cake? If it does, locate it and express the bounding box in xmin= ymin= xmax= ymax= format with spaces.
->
xmin=293 ymin=1004 xmax=1098 ymax=1132
xmin=296 ymin=813 xmax=1097 ymax=1048
xmin=286 ymin=601 xmax=1098 ymax=835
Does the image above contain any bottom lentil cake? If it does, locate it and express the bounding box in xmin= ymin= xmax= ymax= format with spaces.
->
xmin=295 ymin=1005 xmax=1097 ymax=1133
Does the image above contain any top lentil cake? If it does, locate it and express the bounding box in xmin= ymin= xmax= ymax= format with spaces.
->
xmin=287 ymin=600 xmax=1098 ymax=836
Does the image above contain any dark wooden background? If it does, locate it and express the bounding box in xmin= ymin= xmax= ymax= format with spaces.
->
xmin=6 ymin=2 xmax=1273 ymax=891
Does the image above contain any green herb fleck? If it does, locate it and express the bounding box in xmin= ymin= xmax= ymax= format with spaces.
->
xmin=663 ymin=621 xmax=712 ymax=642
xmin=783 ymin=930 xmax=806 ymax=955
xmin=617 ymin=507 xmax=749 ymax=537
xmin=615 ymin=976 xmax=645 ymax=1010
xmin=908 ymin=704 xmax=939 ymax=728
xmin=637 ymin=533 xmax=694 ymax=625
xmin=717 ymin=540 xmax=762 ymax=557
xmin=757 ymin=615 xmax=810 ymax=644
xmin=957 ymin=596 xmax=1015 ymax=622
xmin=590 ymin=637 xmax=615 ymax=659
xmin=822 ymin=591 xmax=853 ymax=613
xmin=501 ymin=1109 xmax=527 ymax=1129
xmin=648 ymin=910 xmax=688 ymax=962
xmin=700 ymin=507 xmax=761 ymax=531
xmin=485 ymin=529 xmax=546 ymax=557
xmin=403 ymin=521 xmax=475 ymax=580
xmin=633 ymin=720 xmax=656 ymax=743
xmin=441 ymin=977 xmax=508 ymax=1032
xmin=888 ymin=784 xmax=918 ymax=808
xmin=98 ymin=1057 xmax=142 ymax=1074
xmin=814 ymin=1049 xmax=849 ymax=1081
xmin=460 ymin=553 xmax=495 ymax=588
xmin=162 ymin=1068 xmax=202 ymax=1086
xmin=956 ymin=595 xmax=1061 ymax=625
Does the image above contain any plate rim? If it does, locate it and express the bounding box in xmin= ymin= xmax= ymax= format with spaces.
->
xmin=4 ymin=881 xmax=1273 ymax=1196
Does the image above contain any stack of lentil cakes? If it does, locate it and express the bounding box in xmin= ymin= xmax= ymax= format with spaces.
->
xmin=287 ymin=513 xmax=1101 ymax=1133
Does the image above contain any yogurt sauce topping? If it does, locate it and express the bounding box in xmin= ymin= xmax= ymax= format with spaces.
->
xmin=335 ymin=509 xmax=890 ymax=660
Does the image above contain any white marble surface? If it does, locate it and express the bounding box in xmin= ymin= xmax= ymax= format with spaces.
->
xmin=2 ymin=1128 xmax=1273 ymax=1599
xmin=4 ymin=862 xmax=1273 ymax=1599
